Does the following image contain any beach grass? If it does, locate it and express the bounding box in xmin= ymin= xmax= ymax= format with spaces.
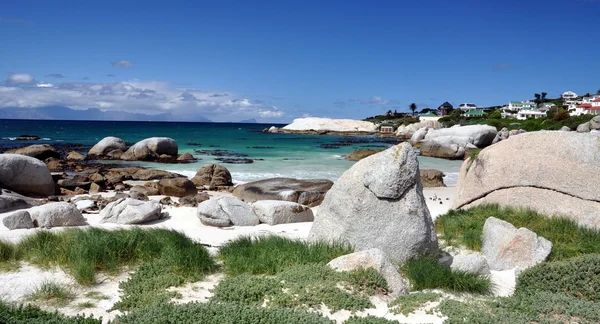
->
xmin=26 ymin=280 xmax=75 ymax=307
xmin=14 ymin=228 xmax=217 ymax=286
xmin=390 ymin=292 xmax=442 ymax=315
xmin=435 ymin=204 xmax=600 ymax=261
xmin=218 ymin=235 xmax=353 ymax=276
xmin=402 ymin=256 xmax=490 ymax=294
xmin=0 ymin=240 xmax=19 ymax=272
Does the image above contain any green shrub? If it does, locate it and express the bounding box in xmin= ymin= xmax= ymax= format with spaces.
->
xmin=26 ymin=280 xmax=75 ymax=307
xmin=344 ymin=315 xmax=399 ymax=323
xmin=390 ymin=292 xmax=442 ymax=315
xmin=516 ymin=254 xmax=600 ymax=302
xmin=435 ymin=204 xmax=600 ymax=260
xmin=0 ymin=301 xmax=101 ymax=324
xmin=115 ymin=301 xmax=334 ymax=324
xmin=218 ymin=236 xmax=352 ymax=275
xmin=212 ymin=264 xmax=387 ymax=312
xmin=402 ymin=256 xmax=490 ymax=294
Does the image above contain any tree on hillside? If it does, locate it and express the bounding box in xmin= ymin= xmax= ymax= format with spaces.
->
xmin=541 ymin=92 xmax=547 ymax=101
xmin=597 ymin=89 xmax=600 ymax=95
xmin=534 ymin=93 xmax=541 ymax=104
xmin=409 ymin=103 xmax=417 ymax=116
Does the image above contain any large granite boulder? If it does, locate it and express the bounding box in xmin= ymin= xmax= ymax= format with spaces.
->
xmin=419 ymin=169 xmax=445 ymax=187
xmin=418 ymin=125 xmax=497 ymax=159
xmin=482 ymin=217 xmax=552 ymax=271
xmin=453 ymin=131 xmax=600 ymax=229
xmin=577 ymin=122 xmax=591 ymax=133
xmin=191 ymin=164 xmax=233 ymax=188
xmin=99 ymin=198 xmax=162 ymax=224
xmin=251 ymin=200 xmax=314 ymax=225
xmin=156 ymin=178 xmax=197 ymax=197
xmin=0 ymin=189 xmax=34 ymax=213
xmin=409 ymin=127 xmax=429 ymax=145
xmin=0 ymin=154 xmax=55 ymax=197
xmin=88 ymin=137 xmax=128 ymax=159
xmin=121 ymin=137 xmax=178 ymax=161
xmin=282 ymin=117 xmax=377 ymax=132
xmin=197 ymin=197 xmax=259 ymax=227
xmin=29 ymin=202 xmax=87 ymax=228
xmin=309 ymin=143 xmax=438 ymax=265
xmin=589 ymin=115 xmax=600 ymax=130
xmin=2 ymin=210 xmax=34 ymax=230
xmin=6 ymin=144 xmax=60 ymax=161
xmin=233 ymin=178 xmax=333 ymax=207
xmin=129 ymin=185 xmax=159 ymax=196
xmin=328 ymin=249 xmax=408 ymax=297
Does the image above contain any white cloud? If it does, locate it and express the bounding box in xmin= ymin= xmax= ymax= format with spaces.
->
xmin=112 ymin=60 xmax=133 ymax=67
xmin=7 ymin=73 xmax=35 ymax=84
xmin=348 ymin=96 xmax=390 ymax=105
xmin=0 ymin=78 xmax=286 ymax=122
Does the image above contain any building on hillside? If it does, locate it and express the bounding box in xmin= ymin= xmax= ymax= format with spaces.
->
xmin=438 ymin=102 xmax=453 ymax=116
xmin=517 ymin=109 xmax=546 ymax=120
xmin=419 ymin=112 xmax=442 ymax=122
xmin=543 ymin=102 xmax=557 ymax=109
xmin=380 ymin=126 xmax=394 ymax=133
xmin=562 ymin=91 xmax=578 ymax=99
xmin=508 ymin=100 xmax=536 ymax=110
xmin=458 ymin=103 xmax=479 ymax=111
xmin=464 ymin=109 xmax=486 ymax=118
xmin=576 ymin=97 xmax=600 ymax=115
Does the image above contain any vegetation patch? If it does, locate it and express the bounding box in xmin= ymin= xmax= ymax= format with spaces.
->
xmin=26 ymin=280 xmax=75 ymax=307
xmin=515 ymin=254 xmax=600 ymax=302
xmin=0 ymin=240 xmax=19 ymax=272
xmin=435 ymin=204 xmax=600 ymax=260
xmin=344 ymin=315 xmax=400 ymax=323
xmin=0 ymin=301 xmax=100 ymax=324
xmin=211 ymin=263 xmax=388 ymax=312
xmin=218 ymin=236 xmax=353 ymax=276
xmin=402 ymin=256 xmax=490 ymax=294
xmin=390 ymin=292 xmax=442 ymax=315
xmin=84 ymin=291 xmax=110 ymax=300
xmin=76 ymin=301 xmax=96 ymax=309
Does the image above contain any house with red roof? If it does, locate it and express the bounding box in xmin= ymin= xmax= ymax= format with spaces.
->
xmin=574 ymin=95 xmax=600 ymax=115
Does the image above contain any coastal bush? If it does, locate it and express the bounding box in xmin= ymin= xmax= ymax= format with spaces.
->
xmin=515 ymin=254 xmax=600 ymax=302
xmin=0 ymin=301 xmax=101 ymax=324
xmin=211 ymin=263 xmax=387 ymax=312
xmin=435 ymin=204 xmax=600 ymax=261
xmin=115 ymin=301 xmax=334 ymax=324
xmin=218 ymin=236 xmax=353 ymax=275
xmin=401 ymin=256 xmax=490 ymax=294
xmin=15 ymin=228 xmax=216 ymax=286
xmin=344 ymin=316 xmax=400 ymax=323
xmin=437 ymin=291 xmax=600 ymax=324
xmin=26 ymin=280 xmax=75 ymax=307
xmin=390 ymin=292 xmax=442 ymax=315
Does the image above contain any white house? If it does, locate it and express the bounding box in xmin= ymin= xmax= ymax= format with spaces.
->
xmin=517 ymin=109 xmax=546 ymax=120
xmin=458 ymin=103 xmax=478 ymax=111
xmin=562 ymin=91 xmax=578 ymax=99
xmin=508 ymin=100 xmax=536 ymax=111
xmin=572 ymin=95 xmax=600 ymax=115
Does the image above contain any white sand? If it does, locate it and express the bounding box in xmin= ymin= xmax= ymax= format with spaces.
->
xmin=0 ymin=185 xmax=513 ymax=323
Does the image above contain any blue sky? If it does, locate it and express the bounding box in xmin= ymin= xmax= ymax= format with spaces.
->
xmin=1 ymin=0 xmax=599 ymax=122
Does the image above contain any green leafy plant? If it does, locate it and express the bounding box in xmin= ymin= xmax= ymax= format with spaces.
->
xmin=344 ymin=315 xmax=400 ymax=323
xmin=0 ymin=301 xmax=101 ymax=324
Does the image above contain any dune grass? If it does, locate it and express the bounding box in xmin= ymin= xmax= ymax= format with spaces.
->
xmin=26 ymin=280 xmax=75 ymax=307
xmin=0 ymin=240 xmax=19 ymax=272
xmin=435 ymin=204 xmax=600 ymax=261
xmin=218 ymin=236 xmax=353 ymax=276
xmin=390 ymin=292 xmax=442 ymax=315
xmin=402 ymin=256 xmax=490 ymax=294
xmin=9 ymin=228 xmax=217 ymax=286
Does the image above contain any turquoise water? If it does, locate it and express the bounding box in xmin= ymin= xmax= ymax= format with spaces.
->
xmin=0 ymin=119 xmax=463 ymax=185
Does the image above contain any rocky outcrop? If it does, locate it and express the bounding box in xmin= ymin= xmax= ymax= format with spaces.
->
xmin=482 ymin=217 xmax=552 ymax=271
xmin=418 ymin=125 xmax=497 ymax=159
xmin=343 ymin=149 xmax=384 ymax=161
xmin=328 ymin=249 xmax=408 ymax=297
xmin=2 ymin=210 xmax=34 ymax=230
xmin=177 ymin=153 xmax=196 ymax=162
xmin=251 ymin=200 xmax=314 ymax=225
xmin=178 ymin=193 xmax=210 ymax=207
xmin=197 ymin=197 xmax=259 ymax=227
xmin=449 ymin=253 xmax=490 ymax=275
xmin=577 ymin=122 xmax=591 ymax=133
xmin=0 ymin=154 xmax=55 ymax=197
xmin=491 ymin=127 xmax=510 ymax=144
xmin=6 ymin=144 xmax=60 ymax=161
xmin=157 ymin=178 xmax=197 ymax=197
xmin=88 ymin=137 xmax=128 ymax=159
xmin=0 ymin=189 xmax=35 ymax=213
xmin=191 ymin=164 xmax=233 ymax=189
xmin=309 ymin=143 xmax=438 ymax=265
xmin=66 ymin=151 xmax=85 ymax=161
xmin=453 ymin=131 xmax=600 ymax=229
xmin=409 ymin=127 xmax=429 ymax=145
xmin=121 ymin=137 xmax=178 ymax=161
xmin=396 ymin=121 xmax=442 ymax=138
xmin=29 ymin=202 xmax=87 ymax=228
xmin=99 ymin=198 xmax=162 ymax=224
xmin=282 ymin=117 xmax=377 ymax=133
xmin=232 ymin=178 xmax=333 ymax=207
xmin=129 ymin=185 xmax=159 ymax=196
xmin=419 ymin=169 xmax=445 ymax=187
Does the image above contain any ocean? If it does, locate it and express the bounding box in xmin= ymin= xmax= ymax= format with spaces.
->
xmin=0 ymin=119 xmax=464 ymax=185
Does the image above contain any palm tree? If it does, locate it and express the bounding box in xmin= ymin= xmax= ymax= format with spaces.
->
xmin=409 ymin=103 xmax=417 ymax=116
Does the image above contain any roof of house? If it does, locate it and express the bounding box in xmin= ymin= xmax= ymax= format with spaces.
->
xmin=519 ymin=109 xmax=545 ymax=114
xmin=594 ymin=98 xmax=600 ymax=102
xmin=439 ymin=101 xmax=453 ymax=108
xmin=420 ymin=113 xmax=438 ymax=117
xmin=464 ymin=109 xmax=485 ymax=115
xmin=579 ymin=103 xmax=592 ymax=108
xmin=510 ymin=101 xmax=523 ymax=105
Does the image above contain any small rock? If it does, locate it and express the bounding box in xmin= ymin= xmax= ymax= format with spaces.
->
xmin=449 ymin=253 xmax=491 ymax=275
xmin=2 ymin=210 xmax=34 ymax=230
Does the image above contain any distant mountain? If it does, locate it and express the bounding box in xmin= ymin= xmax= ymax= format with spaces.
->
xmin=0 ymin=106 xmax=212 ymax=122
xmin=239 ymin=118 xmax=257 ymax=123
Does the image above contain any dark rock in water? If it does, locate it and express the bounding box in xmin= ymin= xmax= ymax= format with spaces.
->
xmin=249 ymin=146 xmax=275 ymax=149
xmin=344 ymin=149 xmax=384 ymax=161
xmin=215 ymin=158 xmax=254 ymax=164
xmin=233 ymin=178 xmax=334 ymax=207
xmin=6 ymin=144 xmax=61 ymax=161
xmin=194 ymin=149 xmax=248 ymax=157
xmin=282 ymin=158 xmax=305 ymax=161
xmin=15 ymin=135 xmax=41 ymax=140
xmin=186 ymin=142 xmax=202 ymax=146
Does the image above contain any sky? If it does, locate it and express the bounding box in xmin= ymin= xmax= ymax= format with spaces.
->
xmin=1 ymin=0 xmax=599 ymax=123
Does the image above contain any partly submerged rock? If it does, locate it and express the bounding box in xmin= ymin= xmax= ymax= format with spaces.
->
xmin=121 ymin=137 xmax=178 ymax=161
xmin=309 ymin=143 xmax=438 ymax=265
xmin=6 ymin=144 xmax=60 ymax=161
xmin=88 ymin=136 xmax=128 ymax=159
xmin=482 ymin=217 xmax=551 ymax=271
